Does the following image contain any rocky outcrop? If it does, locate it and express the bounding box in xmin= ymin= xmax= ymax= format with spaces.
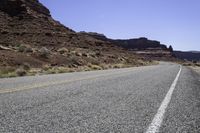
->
xmin=0 ymin=0 xmax=77 ymax=48
xmin=0 ymin=0 xmax=50 ymax=17
xmin=81 ymin=32 xmax=174 ymax=59
xmin=114 ymin=37 xmax=168 ymax=50
xmin=81 ymin=32 xmax=170 ymax=51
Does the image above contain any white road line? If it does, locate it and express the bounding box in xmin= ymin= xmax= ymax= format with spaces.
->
xmin=146 ymin=66 xmax=182 ymax=133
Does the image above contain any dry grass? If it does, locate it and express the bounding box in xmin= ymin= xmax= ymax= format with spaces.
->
xmin=0 ymin=60 xmax=158 ymax=78
xmin=181 ymin=61 xmax=200 ymax=74
xmin=88 ymin=64 xmax=102 ymax=70
xmin=189 ymin=66 xmax=200 ymax=75
xmin=42 ymin=66 xmax=75 ymax=74
xmin=0 ymin=67 xmax=27 ymax=78
xmin=182 ymin=61 xmax=200 ymax=67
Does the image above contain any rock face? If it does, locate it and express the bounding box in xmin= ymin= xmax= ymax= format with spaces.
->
xmin=114 ymin=37 xmax=168 ymax=50
xmin=0 ymin=0 xmax=76 ymax=48
xmin=81 ymin=32 xmax=175 ymax=60
xmin=0 ymin=0 xmax=50 ymax=17
xmin=82 ymin=32 xmax=169 ymax=51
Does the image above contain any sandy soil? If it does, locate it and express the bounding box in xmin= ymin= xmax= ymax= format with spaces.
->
xmin=190 ymin=66 xmax=200 ymax=75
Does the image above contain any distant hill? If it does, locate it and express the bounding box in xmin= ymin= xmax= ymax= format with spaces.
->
xmin=188 ymin=51 xmax=200 ymax=54
xmin=80 ymin=32 xmax=169 ymax=50
xmin=174 ymin=51 xmax=200 ymax=61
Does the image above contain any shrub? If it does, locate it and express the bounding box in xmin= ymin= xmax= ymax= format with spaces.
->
xmin=82 ymin=53 xmax=89 ymax=57
xmin=39 ymin=47 xmax=50 ymax=58
xmin=22 ymin=63 xmax=30 ymax=71
xmin=113 ymin=64 xmax=124 ymax=69
xmin=57 ymin=47 xmax=69 ymax=54
xmin=0 ymin=67 xmax=15 ymax=74
xmin=75 ymin=52 xmax=82 ymax=56
xmin=16 ymin=68 xmax=27 ymax=76
xmin=16 ymin=43 xmax=21 ymax=47
xmin=88 ymin=64 xmax=102 ymax=70
xmin=42 ymin=65 xmax=52 ymax=71
xmin=193 ymin=60 xmax=197 ymax=64
xmin=183 ymin=62 xmax=192 ymax=66
xmin=18 ymin=45 xmax=26 ymax=52
xmin=25 ymin=47 xmax=33 ymax=53
xmin=196 ymin=63 xmax=200 ymax=67
xmin=90 ymin=59 xmax=100 ymax=65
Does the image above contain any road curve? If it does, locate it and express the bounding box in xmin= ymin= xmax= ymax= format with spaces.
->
xmin=0 ymin=62 xmax=199 ymax=133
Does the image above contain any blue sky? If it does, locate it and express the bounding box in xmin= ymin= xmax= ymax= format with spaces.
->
xmin=40 ymin=0 xmax=200 ymax=51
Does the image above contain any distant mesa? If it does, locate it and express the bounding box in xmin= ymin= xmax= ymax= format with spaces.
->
xmin=81 ymin=32 xmax=170 ymax=51
xmin=174 ymin=51 xmax=200 ymax=61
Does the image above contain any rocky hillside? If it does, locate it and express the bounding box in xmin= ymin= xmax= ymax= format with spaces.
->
xmin=0 ymin=0 xmax=158 ymax=77
xmin=0 ymin=0 xmax=176 ymax=77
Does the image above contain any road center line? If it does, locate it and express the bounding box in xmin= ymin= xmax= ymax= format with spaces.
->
xmin=146 ymin=66 xmax=182 ymax=133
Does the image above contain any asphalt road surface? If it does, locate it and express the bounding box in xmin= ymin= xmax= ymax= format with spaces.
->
xmin=0 ymin=62 xmax=200 ymax=133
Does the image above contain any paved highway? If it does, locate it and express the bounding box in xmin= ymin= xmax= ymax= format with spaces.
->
xmin=0 ymin=62 xmax=199 ymax=133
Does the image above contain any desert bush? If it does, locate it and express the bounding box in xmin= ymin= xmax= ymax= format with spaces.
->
xmin=42 ymin=65 xmax=52 ymax=71
xmin=68 ymin=56 xmax=87 ymax=67
xmin=57 ymin=47 xmax=69 ymax=54
xmin=0 ymin=67 xmax=17 ymax=78
xmin=88 ymin=64 xmax=102 ymax=70
xmin=183 ymin=62 xmax=192 ymax=66
xmin=57 ymin=68 xmax=66 ymax=73
xmin=16 ymin=43 xmax=21 ymax=47
xmin=90 ymin=59 xmax=100 ymax=65
xmin=43 ymin=67 xmax=71 ymax=74
xmin=113 ymin=64 xmax=125 ymax=69
xmin=193 ymin=60 xmax=197 ymax=64
xmin=25 ymin=47 xmax=33 ymax=53
xmin=82 ymin=53 xmax=89 ymax=57
xmin=18 ymin=45 xmax=26 ymax=52
xmin=75 ymin=52 xmax=82 ymax=56
xmin=16 ymin=68 xmax=27 ymax=76
xmin=0 ymin=67 xmax=15 ymax=74
xmin=196 ymin=64 xmax=200 ymax=67
xmin=39 ymin=47 xmax=51 ymax=58
xmin=22 ymin=63 xmax=31 ymax=71
xmin=45 ymin=32 xmax=52 ymax=37
xmin=0 ymin=73 xmax=17 ymax=78
xmin=46 ymin=68 xmax=57 ymax=74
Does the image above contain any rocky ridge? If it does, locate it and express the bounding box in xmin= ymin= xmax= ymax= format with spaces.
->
xmin=80 ymin=32 xmax=174 ymax=60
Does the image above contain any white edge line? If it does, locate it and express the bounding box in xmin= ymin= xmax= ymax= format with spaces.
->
xmin=146 ymin=65 xmax=182 ymax=133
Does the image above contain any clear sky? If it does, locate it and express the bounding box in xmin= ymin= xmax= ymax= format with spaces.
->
xmin=39 ymin=0 xmax=200 ymax=51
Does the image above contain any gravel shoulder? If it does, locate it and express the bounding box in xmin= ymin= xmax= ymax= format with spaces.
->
xmin=189 ymin=66 xmax=200 ymax=75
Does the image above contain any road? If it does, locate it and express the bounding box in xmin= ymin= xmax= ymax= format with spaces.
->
xmin=0 ymin=62 xmax=200 ymax=133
